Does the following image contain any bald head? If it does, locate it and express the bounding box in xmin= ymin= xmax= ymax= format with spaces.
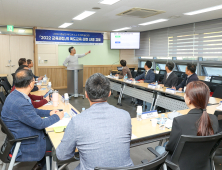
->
xmin=14 ymin=69 xmax=34 ymax=88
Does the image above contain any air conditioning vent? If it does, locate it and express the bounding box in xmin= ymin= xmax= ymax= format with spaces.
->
xmin=117 ymin=8 xmax=165 ymax=18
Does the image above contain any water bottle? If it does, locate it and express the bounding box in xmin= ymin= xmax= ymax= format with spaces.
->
xmin=125 ymin=74 xmax=128 ymax=79
xmin=64 ymin=93 xmax=69 ymax=105
xmin=52 ymin=90 xmax=59 ymax=107
xmin=184 ymin=86 xmax=186 ymax=92
xmin=136 ymin=106 xmax=142 ymax=121
xmin=82 ymin=108 xmax=85 ymax=112
xmin=155 ymin=81 xmax=158 ymax=86
xmin=159 ymin=114 xmax=166 ymax=130
xmin=47 ymin=82 xmax=51 ymax=90
xmin=110 ymin=72 xmax=112 ymax=77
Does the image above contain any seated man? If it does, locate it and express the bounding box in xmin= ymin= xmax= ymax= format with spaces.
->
xmin=132 ymin=61 xmax=155 ymax=106
xmin=1 ymin=69 xmax=64 ymax=170
xmin=134 ymin=61 xmax=155 ymax=83
xmin=159 ymin=62 xmax=178 ymax=88
xmin=172 ymin=63 xmax=199 ymax=91
xmin=13 ymin=65 xmax=41 ymax=92
xmin=56 ymin=73 xmax=133 ymax=170
xmin=27 ymin=59 xmax=43 ymax=80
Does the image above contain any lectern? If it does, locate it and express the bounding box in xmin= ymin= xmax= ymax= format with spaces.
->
xmin=67 ymin=64 xmax=84 ymax=98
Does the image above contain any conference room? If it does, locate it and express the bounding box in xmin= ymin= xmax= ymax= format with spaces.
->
xmin=1 ymin=0 xmax=222 ymax=170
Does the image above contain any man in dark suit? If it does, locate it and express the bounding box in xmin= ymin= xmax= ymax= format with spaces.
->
xmin=172 ymin=63 xmax=199 ymax=91
xmin=159 ymin=62 xmax=178 ymax=88
xmin=134 ymin=61 xmax=155 ymax=83
xmin=132 ymin=61 xmax=155 ymax=106
xmin=1 ymin=69 xmax=64 ymax=170
xmin=27 ymin=59 xmax=43 ymax=80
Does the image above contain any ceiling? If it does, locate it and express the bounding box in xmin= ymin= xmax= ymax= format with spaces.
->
xmin=0 ymin=0 xmax=222 ymax=32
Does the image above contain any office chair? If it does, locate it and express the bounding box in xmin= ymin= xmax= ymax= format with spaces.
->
xmin=177 ymin=77 xmax=184 ymax=86
xmin=173 ymin=71 xmax=184 ymax=78
xmin=136 ymin=68 xmax=145 ymax=77
xmin=129 ymin=68 xmax=135 ymax=78
xmin=158 ymin=70 xmax=166 ymax=82
xmin=0 ymin=118 xmax=51 ymax=170
xmin=148 ymin=133 xmax=222 ymax=170
xmin=212 ymin=85 xmax=222 ymax=99
xmin=0 ymin=81 xmax=11 ymax=96
xmin=155 ymin=74 xmax=160 ymax=82
xmin=0 ymin=92 xmax=6 ymax=104
xmin=210 ymin=76 xmax=222 ymax=84
xmin=94 ymin=151 xmax=168 ymax=170
xmin=0 ymin=77 xmax=12 ymax=90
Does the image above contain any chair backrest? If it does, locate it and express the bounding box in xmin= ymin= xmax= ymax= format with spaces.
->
xmin=0 ymin=118 xmax=16 ymax=163
xmin=95 ymin=152 xmax=168 ymax=170
xmin=0 ymin=92 xmax=6 ymax=104
xmin=212 ymin=85 xmax=222 ymax=99
xmin=155 ymin=74 xmax=160 ymax=82
xmin=210 ymin=76 xmax=222 ymax=84
xmin=0 ymin=81 xmax=10 ymax=96
xmin=158 ymin=70 xmax=166 ymax=82
xmin=174 ymin=71 xmax=184 ymax=78
xmin=136 ymin=68 xmax=145 ymax=77
xmin=0 ymin=77 xmax=12 ymax=90
xmin=171 ymin=133 xmax=222 ymax=170
xmin=159 ymin=70 xmax=166 ymax=75
xmin=129 ymin=68 xmax=135 ymax=72
xmin=177 ymin=77 xmax=184 ymax=86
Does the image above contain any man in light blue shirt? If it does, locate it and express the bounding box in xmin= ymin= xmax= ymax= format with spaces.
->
xmin=56 ymin=73 xmax=133 ymax=170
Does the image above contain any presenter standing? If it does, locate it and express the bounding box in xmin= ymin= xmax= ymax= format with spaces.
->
xmin=63 ymin=46 xmax=90 ymax=67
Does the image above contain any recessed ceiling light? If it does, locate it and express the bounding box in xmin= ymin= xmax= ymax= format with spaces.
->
xmin=18 ymin=30 xmax=25 ymax=33
xmin=99 ymin=0 xmax=121 ymax=5
xmin=112 ymin=27 xmax=131 ymax=31
xmin=184 ymin=4 xmax=222 ymax=15
xmin=139 ymin=19 xmax=168 ymax=26
xmin=73 ymin=11 xmax=95 ymax=20
xmin=58 ymin=23 xmax=73 ymax=28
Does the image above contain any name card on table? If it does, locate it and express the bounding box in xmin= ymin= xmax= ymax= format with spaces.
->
xmin=148 ymin=84 xmax=156 ymax=89
xmin=141 ymin=110 xmax=158 ymax=120
xmin=166 ymin=88 xmax=176 ymax=94
xmin=70 ymin=108 xmax=78 ymax=117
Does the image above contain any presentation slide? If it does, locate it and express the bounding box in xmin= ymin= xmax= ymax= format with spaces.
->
xmin=111 ymin=32 xmax=140 ymax=49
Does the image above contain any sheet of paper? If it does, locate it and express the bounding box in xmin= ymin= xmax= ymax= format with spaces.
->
xmin=131 ymin=134 xmax=137 ymax=139
xmin=47 ymin=118 xmax=71 ymax=128
xmin=44 ymin=101 xmax=53 ymax=106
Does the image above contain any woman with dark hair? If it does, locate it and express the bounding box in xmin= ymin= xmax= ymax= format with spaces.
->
xmin=156 ymin=81 xmax=219 ymax=156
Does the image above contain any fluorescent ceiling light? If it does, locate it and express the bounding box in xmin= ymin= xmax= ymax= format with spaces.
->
xmin=139 ymin=19 xmax=168 ymax=26
xmin=58 ymin=23 xmax=73 ymax=28
xmin=112 ymin=27 xmax=131 ymax=31
xmin=99 ymin=0 xmax=121 ymax=5
xmin=184 ymin=4 xmax=222 ymax=15
xmin=18 ymin=30 xmax=25 ymax=33
xmin=73 ymin=11 xmax=95 ymax=20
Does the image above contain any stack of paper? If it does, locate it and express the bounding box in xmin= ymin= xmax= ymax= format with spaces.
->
xmin=47 ymin=118 xmax=71 ymax=128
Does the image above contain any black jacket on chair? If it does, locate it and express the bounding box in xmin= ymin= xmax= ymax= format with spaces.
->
xmin=159 ymin=71 xmax=178 ymax=88
xmin=176 ymin=73 xmax=199 ymax=90
xmin=166 ymin=109 xmax=219 ymax=170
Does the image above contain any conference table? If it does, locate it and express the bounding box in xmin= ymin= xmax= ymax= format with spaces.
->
xmin=0 ymin=74 xmax=7 ymax=78
xmin=107 ymin=76 xmax=221 ymax=112
xmin=29 ymin=79 xmax=222 ymax=168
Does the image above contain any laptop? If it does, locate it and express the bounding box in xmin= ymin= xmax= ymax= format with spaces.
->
xmin=117 ymin=67 xmax=123 ymax=71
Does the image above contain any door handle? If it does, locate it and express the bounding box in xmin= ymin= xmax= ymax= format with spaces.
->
xmin=11 ymin=65 xmax=15 ymax=67
xmin=5 ymin=65 xmax=10 ymax=67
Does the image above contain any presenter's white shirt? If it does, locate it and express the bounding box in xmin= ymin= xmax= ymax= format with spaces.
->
xmin=63 ymin=54 xmax=85 ymax=66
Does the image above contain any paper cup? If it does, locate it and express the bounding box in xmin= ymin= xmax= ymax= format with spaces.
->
xmin=151 ymin=119 xmax=158 ymax=127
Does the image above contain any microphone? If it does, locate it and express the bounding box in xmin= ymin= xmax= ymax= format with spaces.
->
xmin=110 ymin=60 xmax=120 ymax=73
